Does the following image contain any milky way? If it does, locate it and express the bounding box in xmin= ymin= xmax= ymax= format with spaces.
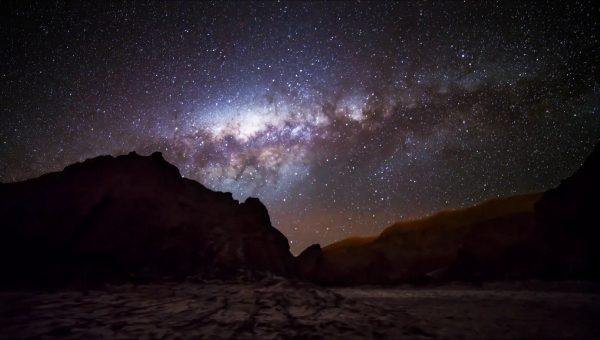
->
xmin=1 ymin=1 xmax=599 ymax=253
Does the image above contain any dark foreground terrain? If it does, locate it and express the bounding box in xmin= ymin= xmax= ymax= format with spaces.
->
xmin=336 ymin=281 xmax=600 ymax=339
xmin=2 ymin=279 xmax=599 ymax=339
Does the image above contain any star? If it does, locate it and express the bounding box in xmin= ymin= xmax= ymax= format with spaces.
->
xmin=0 ymin=1 xmax=599 ymax=253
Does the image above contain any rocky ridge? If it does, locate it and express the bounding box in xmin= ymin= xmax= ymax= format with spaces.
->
xmin=298 ymin=142 xmax=600 ymax=285
xmin=0 ymin=151 xmax=296 ymax=286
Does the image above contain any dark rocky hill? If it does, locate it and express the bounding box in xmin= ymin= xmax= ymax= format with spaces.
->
xmin=0 ymin=152 xmax=296 ymax=286
xmin=298 ymin=193 xmax=541 ymax=285
xmin=298 ymin=142 xmax=600 ymax=285
xmin=533 ymin=141 xmax=600 ymax=279
xmin=453 ymin=141 xmax=600 ymax=281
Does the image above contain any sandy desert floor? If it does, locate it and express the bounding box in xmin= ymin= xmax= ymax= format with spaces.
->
xmin=1 ymin=278 xmax=599 ymax=339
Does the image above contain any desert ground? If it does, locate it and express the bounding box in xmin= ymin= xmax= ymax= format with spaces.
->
xmin=1 ymin=278 xmax=599 ymax=339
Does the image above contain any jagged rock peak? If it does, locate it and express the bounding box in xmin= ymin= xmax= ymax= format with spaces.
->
xmin=0 ymin=151 xmax=297 ymax=286
xmin=60 ymin=151 xmax=181 ymax=178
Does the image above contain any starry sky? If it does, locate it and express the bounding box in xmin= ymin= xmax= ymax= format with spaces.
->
xmin=1 ymin=1 xmax=599 ymax=253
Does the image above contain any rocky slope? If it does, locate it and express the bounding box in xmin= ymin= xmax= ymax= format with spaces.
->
xmin=453 ymin=141 xmax=600 ymax=281
xmin=299 ymin=142 xmax=600 ymax=285
xmin=298 ymin=193 xmax=541 ymax=285
xmin=0 ymin=152 xmax=296 ymax=286
xmin=533 ymin=140 xmax=600 ymax=279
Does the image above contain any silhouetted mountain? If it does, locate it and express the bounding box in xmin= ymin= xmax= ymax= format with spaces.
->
xmin=300 ymin=143 xmax=600 ymax=285
xmin=533 ymin=141 xmax=600 ymax=279
xmin=298 ymin=193 xmax=541 ymax=285
xmin=452 ymin=142 xmax=600 ymax=281
xmin=0 ymin=152 xmax=296 ymax=286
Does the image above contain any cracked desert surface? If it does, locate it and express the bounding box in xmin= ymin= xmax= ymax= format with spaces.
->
xmin=1 ymin=279 xmax=599 ymax=339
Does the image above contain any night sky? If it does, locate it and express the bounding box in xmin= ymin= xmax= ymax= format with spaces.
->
xmin=1 ymin=1 xmax=599 ymax=253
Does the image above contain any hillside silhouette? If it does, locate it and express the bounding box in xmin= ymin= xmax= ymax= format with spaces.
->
xmin=1 ymin=143 xmax=598 ymax=287
xmin=299 ymin=142 xmax=600 ymax=285
xmin=299 ymin=193 xmax=541 ymax=285
xmin=0 ymin=152 xmax=296 ymax=286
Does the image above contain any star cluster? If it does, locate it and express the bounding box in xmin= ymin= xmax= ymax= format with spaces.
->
xmin=1 ymin=1 xmax=599 ymax=253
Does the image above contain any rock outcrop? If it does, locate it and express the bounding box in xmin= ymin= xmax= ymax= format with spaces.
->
xmin=533 ymin=141 xmax=600 ymax=279
xmin=0 ymin=152 xmax=296 ymax=285
xmin=296 ymin=244 xmax=323 ymax=280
